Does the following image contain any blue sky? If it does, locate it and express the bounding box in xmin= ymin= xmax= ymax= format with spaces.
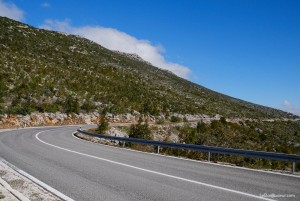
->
xmin=1 ymin=0 xmax=300 ymax=115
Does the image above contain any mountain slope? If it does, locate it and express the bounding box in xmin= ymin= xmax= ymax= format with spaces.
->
xmin=0 ymin=17 xmax=296 ymax=118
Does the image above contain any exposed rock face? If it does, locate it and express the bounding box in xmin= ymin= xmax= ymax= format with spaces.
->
xmin=107 ymin=127 xmax=128 ymax=138
xmin=151 ymin=124 xmax=180 ymax=142
xmin=0 ymin=112 xmax=156 ymax=129
xmin=105 ymin=113 xmax=143 ymax=123
xmin=0 ymin=112 xmax=101 ymax=129
xmin=0 ymin=111 xmax=262 ymax=129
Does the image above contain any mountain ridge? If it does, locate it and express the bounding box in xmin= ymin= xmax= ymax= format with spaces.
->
xmin=0 ymin=17 xmax=297 ymax=119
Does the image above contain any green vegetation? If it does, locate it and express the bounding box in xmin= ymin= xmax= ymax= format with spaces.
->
xmin=129 ymin=118 xmax=153 ymax=140
xmin=97 ymin=116 xmax=109 ymax=134
xmin=0 ymin=17 xmax=297 ymax=119
xmin=0 ymin=191 xmax=4 ymax=199
xmin=170 ymin=116 xmax=182 ymax=123
xmin=0 ymin=73 xmax=6 ymax=114
xmin=162 ymin=119 xmax=300 ymax=171
xmin=1 ymin=17 xmax=299 ymax=171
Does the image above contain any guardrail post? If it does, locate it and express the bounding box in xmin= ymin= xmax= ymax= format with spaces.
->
xmin=157 ymin=146 xmax=160 ymax=154
xmin=292 ymin=162 xmax=295 ymax=174
xmin=208 ymin=152 xmax=211 ymax=162
xmin=122 ymin=141 xmax=125 ymax=148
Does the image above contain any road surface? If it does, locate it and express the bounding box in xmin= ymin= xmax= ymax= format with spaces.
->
xmin=0 ymin=126 xmax=299 ymax=201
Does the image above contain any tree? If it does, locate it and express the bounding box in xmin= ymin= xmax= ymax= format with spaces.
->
xmin=64 ymin=96 xmax=80 ymax=114
xmin=97 ymin=116 xmax=109 ymax=134
xmin=170 ymin=116 xmax=182 ymax=122
xmin=211 ymin=120 xmax=221 ymax=129
xmin=196 ymin=121 xmax=208 ymax=133
xmin=220 ymin=117 xmax=227 ymax=125
xmin=129 ymin=118 xmax=152 ymax=140
xmin=81 ymin=100 xmax=96 ymax=112
xmin=142 ymin=99 xmax=160 ymax=115
xmin=178 ymin=124 xmax=199 ymax=144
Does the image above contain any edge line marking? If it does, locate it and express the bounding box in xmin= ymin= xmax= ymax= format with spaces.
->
xmin=36 ymin=130 xmax=276 ymax=201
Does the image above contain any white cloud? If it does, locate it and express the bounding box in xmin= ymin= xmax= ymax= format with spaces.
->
xmin=40 ymin=19 xmax=191 ymax=78
xmin=282 ymin=100 xmax=300 ymax=116
xmin=41 ymin=2 xmax=50 ymax=8
xmin=0 ymin=0 xmax=24 ymax=21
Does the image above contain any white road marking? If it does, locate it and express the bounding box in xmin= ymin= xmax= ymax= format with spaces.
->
xmin=73 ymin=131 xmax=300 ymax=178
xmin=36 ymin=130 xmax=276 ymax=201
xmin=1 ymin=157 xmax=75 ymax=201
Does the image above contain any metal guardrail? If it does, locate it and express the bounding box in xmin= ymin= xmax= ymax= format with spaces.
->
xmin=77 ymin=129 xmax=300 ymax=174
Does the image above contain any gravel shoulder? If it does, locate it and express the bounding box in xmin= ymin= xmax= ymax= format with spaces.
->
xmin=0 ymin=159 xmax=61 ymax=201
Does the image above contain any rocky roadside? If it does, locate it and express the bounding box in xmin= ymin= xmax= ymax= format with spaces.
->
xmin=0 ymin=112 xmax=155 ymax=129
xmin=0 ymin=159 xmax=61 ymax=201
xmin=0 ymin=112 xmax=101 ymax=129
xmin=0 ymin=111 xmax=228 ymax=130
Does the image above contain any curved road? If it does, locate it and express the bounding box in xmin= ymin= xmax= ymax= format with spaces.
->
xmin=0 ymin=126 xmax=299 ymax=201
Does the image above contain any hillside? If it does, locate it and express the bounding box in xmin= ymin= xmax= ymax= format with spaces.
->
xmin=0 ymin=17 xmax=297 ymax=119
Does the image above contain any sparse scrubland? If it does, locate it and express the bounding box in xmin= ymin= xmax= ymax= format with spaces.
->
xmin=1 ymin=17 xmax=299 ymax=172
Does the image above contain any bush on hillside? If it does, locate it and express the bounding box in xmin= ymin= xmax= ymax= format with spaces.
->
xmin=129 ymin=118 xmax=153 ymax=140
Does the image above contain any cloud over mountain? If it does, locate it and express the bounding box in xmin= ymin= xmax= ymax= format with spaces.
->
xmin=41 ymin=19 xmax=191 ymax=78
xmin=282 ymin=100 xmax=300 ymax=116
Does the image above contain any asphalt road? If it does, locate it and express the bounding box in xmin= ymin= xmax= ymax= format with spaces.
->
xmin=0 ymin=126 xmax=299 ymax=201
